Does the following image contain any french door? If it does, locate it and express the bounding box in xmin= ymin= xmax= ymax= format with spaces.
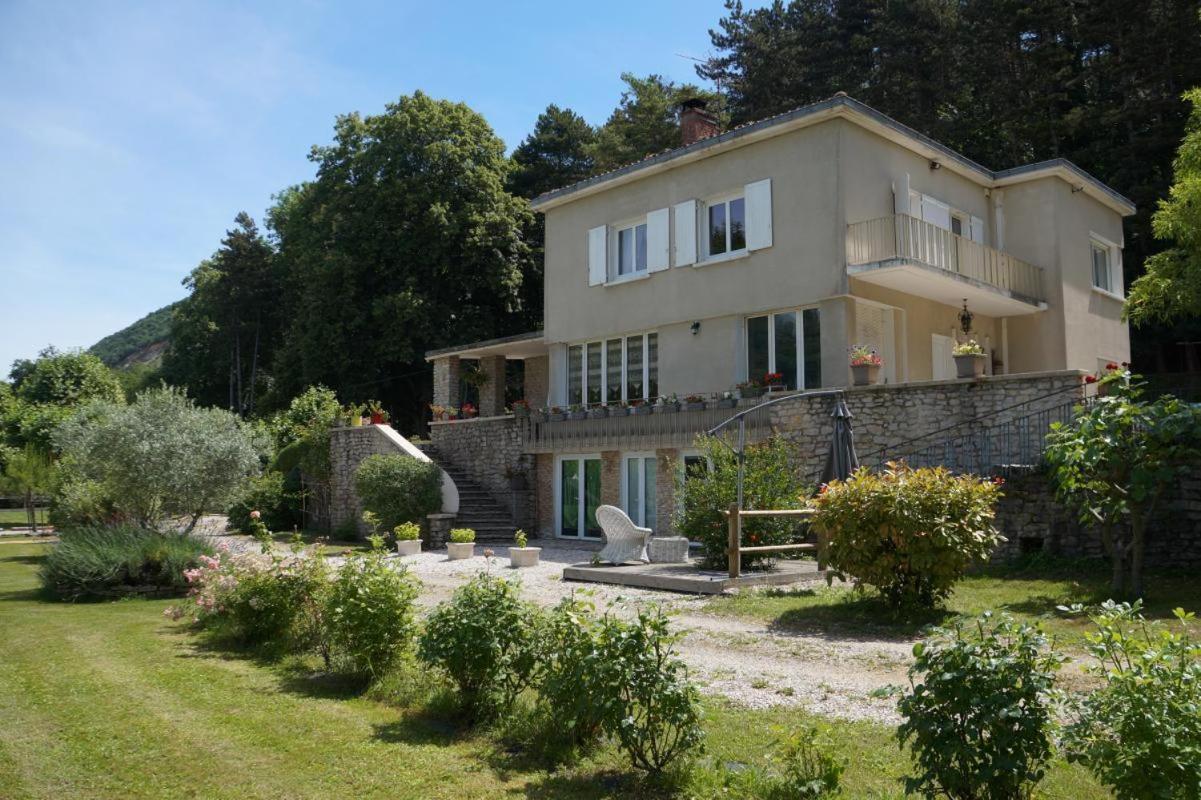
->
xmin=621 ymin=454 xmax=657 ymax=532
xmin=557 ymin=456 xmax=602 ymax=539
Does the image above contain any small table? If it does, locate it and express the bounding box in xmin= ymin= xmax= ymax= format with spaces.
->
xmin=649 ymin=536 xmax=690 ymax=563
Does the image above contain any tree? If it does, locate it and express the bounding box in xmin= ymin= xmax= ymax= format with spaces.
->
xmin=10 ymin=347 xmax=123 ymax=407
xmin=1126 ymin=88 xmax=1201 ymax=326
xmin=590 ymin=73 xmax=725 ymax=173
xmin=54 ymin=386 xmax=264 ymax=531
xmin=1045 ymin=369 xmax=1201 ymax=598
xmin=162 ymin=213 xmax=282 ymax=415
xmin=269 ymin=92 xmax=533 ymax=431
xmin=0 ymin=445 xmax=52 ymax=532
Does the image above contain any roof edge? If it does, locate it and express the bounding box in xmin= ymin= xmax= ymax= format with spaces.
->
xmin=424 ymin=330 xmax=544 ymax=361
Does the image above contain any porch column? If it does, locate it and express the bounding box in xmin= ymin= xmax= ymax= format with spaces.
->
xmin=432 ymin=355 xmax=460 ymax=408
xmin=477 ymin=355 xmax=507 ymax=416
xmin=523 ymin=355 xmax=549 ymax=409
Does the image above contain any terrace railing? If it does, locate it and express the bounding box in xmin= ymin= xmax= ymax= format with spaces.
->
xmin=847 ymin=214 xmax=1046 ymax=303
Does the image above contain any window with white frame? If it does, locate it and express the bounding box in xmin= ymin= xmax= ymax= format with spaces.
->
xmin=746 ymin=308 xmax=821 ymax=390
xmin=706 ymin=195 xmax=746 ymax=257
xmin=621 ymin=454 xmax=657 ymax=531
xmin=615 ymin=221 xmax=648 ymax=277
xmin=1091 ymin=237 xmax=1120 ymax=294
xmin=567 ymin=332 xmax=658 ymax=406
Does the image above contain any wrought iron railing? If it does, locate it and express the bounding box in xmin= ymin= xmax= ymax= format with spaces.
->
xmin=846 ymin=214 xmax=1045 ymax=303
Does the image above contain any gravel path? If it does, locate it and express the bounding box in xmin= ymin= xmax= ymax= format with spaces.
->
xmin=202 ymin=527 xmax=910 ymax=723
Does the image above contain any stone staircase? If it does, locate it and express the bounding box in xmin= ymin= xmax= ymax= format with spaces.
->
xmin=420 ymin=445 xmax=516 ymax=543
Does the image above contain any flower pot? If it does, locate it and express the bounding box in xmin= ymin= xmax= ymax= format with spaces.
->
xmin=739 ymin=386 xmax=764 ymax=399
xmin=370 ymin=412 xmax=385 ymax=425
xmin=446 ymin=542 xmax=475 ymax=560
xmin=567 ymin=410 xmax=587 ymax=421
xmin=547 ymin=412 xmax=565 ymax=422
xmin=683 ymin=402 xmax=706 ymax=412
xmin=530 ymin=411 xmax=547 ymax=423
xmin=953 ymin=353 xmax=988 ymax=379
xmin=587 ymin=406 xmax=609 ymax=419
xmin=508 ymin=546 xmax=541 ymax=568
xmin=851 ymin=364 xmax=880 ymax=386
xmin=350 ymin=416 xmax=363 ymax=427
xmin=395 ymin=539 xmax=421 ymax=556
xmin=512 ymin=406 xmax=530 ymax=419
xmin=630 ymin=404 xmax=652 ymax=415
xmin=654 ymin=402 xmax=680 ymax=414
xmin=713 ymin=398 xmax=736 ymax=409
xmin=765 ymin=383 xmax=785 ymax=393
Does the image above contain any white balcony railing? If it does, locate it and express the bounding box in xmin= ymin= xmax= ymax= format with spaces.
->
xmin=847 ymin=214 xmax=1045 ymax=303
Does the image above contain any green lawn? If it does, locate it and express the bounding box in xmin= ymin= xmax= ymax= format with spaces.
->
xmin=0 ymin=542 xmax=1109 ymax=799
xmin=0 ymin=508 xmax=48 ymax=528
xmin=704 ymin=557 xmax=1201 ymax=652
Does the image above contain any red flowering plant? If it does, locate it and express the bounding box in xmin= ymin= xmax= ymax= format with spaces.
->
xmin=460 ymin=402 xmax=478 ymax=419
xmin=849 ymin=345 xmax=883 ymax=367
xmin=763 ymin=371 xmax=785 ymax=387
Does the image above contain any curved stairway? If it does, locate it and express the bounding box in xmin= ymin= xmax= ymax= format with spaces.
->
xmin=420 ymin=445 xmax=516 ymax=543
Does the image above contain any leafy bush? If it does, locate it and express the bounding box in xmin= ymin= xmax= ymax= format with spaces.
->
xmin=228 ymin=472 xmax=299 ymax=533
xmin=449 ymin=527 xmax=475 ymax=544
xmin=53 ymin=386 xmax=265 ymax=530
xmin=354 ymin=454 xmax=441 ymax=533
xmin=535 ymin=594 xmax=621 ymax=750
xmin=897 ymin=613 xmax=1062 ymax=800
xmin=173 ymin=547 xmax=330 ymax=651
xmin=599 ymin=606 xmax=705 ymax=775
xmin=676 ymin=435 xmax=809 ymax=570
xmin=417 ymin=573 xmax=541 ymax=720
xmin=48 ymin=471 xmax=117 ymax=528
xmin=812 ymin=464 xmax=1003 ymax=609
xmin=325 ymin=542 xmax=420 ymax=678
xmin=40 ymin=525 xmax=214 ymax=601
xmin=767 ymin=726 xmax=846 ymax=799
xmin=393 ymin=522 xmax=420 ymax=541
xmin=1063 ymin=601 xmax=1201 ymax=799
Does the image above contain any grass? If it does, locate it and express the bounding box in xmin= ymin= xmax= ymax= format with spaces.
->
xmin=705 ymin=556 xmax=1201 ymax=651
xmin=0 ymin=508 xmax=48 ymax=528
xmin=0 ymin=542 xmax=1110 ymax=799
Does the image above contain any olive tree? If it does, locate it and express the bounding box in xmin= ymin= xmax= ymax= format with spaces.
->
xmin=1045 ymin=370 xmax=1201 ymax=598
xmin=55 ymin=386 xmax=264 ymax=530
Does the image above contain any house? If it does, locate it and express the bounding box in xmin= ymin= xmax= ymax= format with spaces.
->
xmin=420 ymin=93 xmax=1134 ymax=543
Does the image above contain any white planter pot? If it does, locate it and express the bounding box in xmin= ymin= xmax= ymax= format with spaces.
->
xmin=508 ymin=547 xmax=541 ymax=568
xmin=446 ymin=542 xmax=475 ymax=560
xmin=395 ymin=539 xmax=421 ymax=556
xmin=954 ymin=353 xmax=988 ymax=379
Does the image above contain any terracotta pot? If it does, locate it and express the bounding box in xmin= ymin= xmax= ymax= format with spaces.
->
xmin=370 ymin=412 xmax=384 ymax=425
xmin=851 ymin=364 xmax=880 ymax=386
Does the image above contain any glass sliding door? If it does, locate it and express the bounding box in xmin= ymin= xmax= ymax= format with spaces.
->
xmin=622 ymin=455 xmax=657 ymax=531
xmin=746 ymin=308 xmax=821 ymax=390
xmin=558 ymin=456 xmax=602 ymax=539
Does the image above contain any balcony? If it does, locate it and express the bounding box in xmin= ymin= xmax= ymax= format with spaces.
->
xmin=846 ymin=214 xmax=1046 ymax=316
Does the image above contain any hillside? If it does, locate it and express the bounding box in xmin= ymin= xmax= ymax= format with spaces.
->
xmin=89 ymin=302 xmax=178 ymax=368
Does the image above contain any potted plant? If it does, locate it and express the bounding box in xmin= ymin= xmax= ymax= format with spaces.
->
xmin=763 ymin=371 xmax=785 ymax=391
xmin=683 ymin=394 xmax=707 ymax=412
xmin=567 ymin=403 xmax=587 ymax=420
xmin=952 ymin=340 xmax=987 ymax=379
xmin=510 ymin=398 xmax=531 ymax=419
xmin=654 ymin=394 xmax=680 ymax=413
xmin=713 ymin=391 xmax=736 ymax=409
xmin=394 ymin=521 xmax=422 ymax=556
xmin=547 ymin=406 xmax=565 ymax=422
xmin=346 ymin=404 xmax=364 ymax=426
xmin=446 ymin=528 xmax=476 ymax=560
xmin=366 ymin=400 xmax=389 ymax=425
xmin=508 ymin=529 xmax=541 ymax=568
xmin=849 ymin=345 xmax=882 ymax=386
xmin=587 ymin=404 xmax=610 ymax=419
xmin=530 ymin=407 xmax=548 ymax=423
xmin=629 ymin=399 xmax=652 ymax=415
xmin=460 ymin=402 xmax=478 ymax=419
xmin=737 ymin=379 xmax=763 ymax=399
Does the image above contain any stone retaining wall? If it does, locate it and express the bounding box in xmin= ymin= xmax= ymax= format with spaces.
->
xmin=429 ymin=416 xmax=536 ymax=530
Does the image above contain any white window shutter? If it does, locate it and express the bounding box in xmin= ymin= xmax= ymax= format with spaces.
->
xmin=587 ymin=225 xmax=607 ymax=286
xmin=744 ymin=178 xmax=773 ymax=251
xmin=673 ymin=200 xmax=697 ymax=266
xmin=969 ymin=215 xmax=984 ymax=244
xmin=646 ymin=208 xmax=670 ymax=272
xmin=894 ymin=173 xmax=910 ymax=215
xmin=920 ymin=194 xmax=951 ymax=231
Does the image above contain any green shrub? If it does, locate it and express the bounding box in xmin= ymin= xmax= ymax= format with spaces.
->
xmin=325 ymin=543 xmax=420 ymax=678
xmin=48 ymin=472 xmax=117 ymax=527
xmin=767 ymin=726 xmax=846 ymax=799
xmin=227 ymin=472 xmax=299 ymax=533
xmin=354 ymin=454 xmax=441 ymax=533
xmin=40 ymin=525 xmax=214 ymax=601
xmin=812 ymin=464 xmax=1003 ymax=609
xmin=1064 ymin=601 xmax=1201 ymax=799
xmin=448 ymin=527 xmax=475 ymax=544
xmin=676 ymin=435 xmax=809 ymax=570
xmin=393 ymin=522 xmax=420 ymax=541
xmin=897 ymin=613 xmax=1062 ymax=800
xmin=417 ymin=573 xmax=541 ymax=720
xmin=599 ymin=606 xmax=705 ymax=775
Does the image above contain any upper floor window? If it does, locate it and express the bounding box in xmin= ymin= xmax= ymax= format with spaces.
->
xmin=1090 ymin=235 xmax=1122 ymax=296
xmin=617 ymin=222 xmax=648 ymax=276
xmin=707 ymin=195 xmax=746 ymax=257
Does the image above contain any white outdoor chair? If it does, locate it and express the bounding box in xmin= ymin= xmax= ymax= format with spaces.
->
xmin=595 ymin=505 xmax=651 ymax=565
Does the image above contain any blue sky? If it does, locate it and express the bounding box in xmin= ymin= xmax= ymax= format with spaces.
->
xmin=0 ymin=0 xmax=748 ymax=371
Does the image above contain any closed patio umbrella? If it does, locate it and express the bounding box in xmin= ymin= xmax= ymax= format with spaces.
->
xmin=819 ymin=397 xmax=859 ymax=486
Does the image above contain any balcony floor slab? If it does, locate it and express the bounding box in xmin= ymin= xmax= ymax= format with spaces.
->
xmin=848 ymin=259 xmax=1046 ymax=316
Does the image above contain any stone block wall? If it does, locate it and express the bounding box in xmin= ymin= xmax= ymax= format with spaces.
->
xmin=525 ymin=356 xmax=549 ymax=409
xmin=330 ymin=425 xmax=417 ymax=537
xmin=429 ymin=416 xmax=535 ymax=530
xmin=768 ymin=371 xmax=1087 ymax=477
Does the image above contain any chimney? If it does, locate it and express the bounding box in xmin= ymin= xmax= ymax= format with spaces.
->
xmin=680 ymin=98 xmax=720 ymax=146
